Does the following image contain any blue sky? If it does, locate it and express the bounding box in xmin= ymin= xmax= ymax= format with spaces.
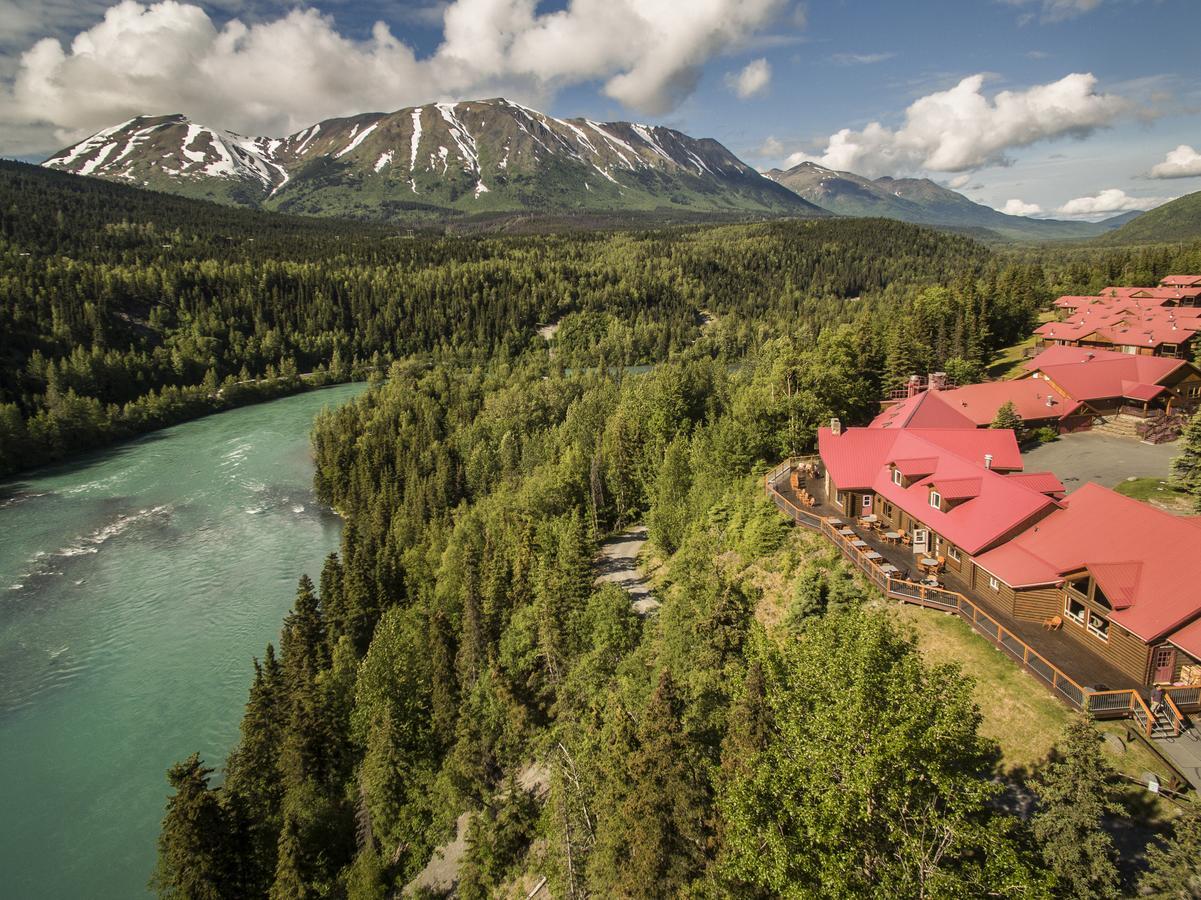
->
xmin=3 ymin=0 xmax=1200 ymax=219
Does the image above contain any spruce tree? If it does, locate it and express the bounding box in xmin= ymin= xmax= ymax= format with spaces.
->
xmin=1032 ymin=716 xmax=1123 ymax=899
xmin=1139 ymin=803 xmax=1201 ymax=899
xmin=150 ymin=754 xmax=234 ymax=900
xmin=1172 ymin=407 xmax=1201 ymax=512
xmin=991 ymin=399 xmax=1025 ymax=434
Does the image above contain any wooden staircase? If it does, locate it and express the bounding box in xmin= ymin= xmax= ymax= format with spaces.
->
xmin=1091 ymin=414 xmax=1144 ymax=439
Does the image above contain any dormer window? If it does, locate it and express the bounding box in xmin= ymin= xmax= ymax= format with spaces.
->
xmin=893 ymin=468 xmax=903 ymax=486
xmin=929 ymin=490 xmax=941 ymax=509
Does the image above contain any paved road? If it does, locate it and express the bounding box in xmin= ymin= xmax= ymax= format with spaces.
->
xmin=595 ymin=525 xmax=659 ymax=614
xmin=1021 ymin=432 xmax=1178 ymax=493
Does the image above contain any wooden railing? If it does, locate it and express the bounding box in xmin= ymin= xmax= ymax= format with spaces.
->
xmin=1163 ymin=693 xmax=1186 ymax=737
xmin=1166 ymin=686 xmax=1201 ymax=713
xmin=764 ymin=459 xmax=1130 ymax=717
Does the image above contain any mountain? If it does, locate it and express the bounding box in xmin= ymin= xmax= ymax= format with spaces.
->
xmin=1095 ymin=191 xmax=1201 ymax=244
xmin=763 ymin=161 xmax=1108 ymax=241
xmin=42 ymin=99 xmax=822 ymax=224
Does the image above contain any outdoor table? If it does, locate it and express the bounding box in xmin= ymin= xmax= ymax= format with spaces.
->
xmin=865 ymin=551 xmax=882 ymax=561
xmin=884 ymin=531 xmax=901 ymax=543
xmin=827 ymin=518 xmax=844 ymax=527
xmin=851 ymin=540 xmax=868 ymax=549
xmin=838 ymin=527 xmax=854 ymax=536
xmin=880 ymin=564 xmax=899 ymax=575
xmin=920 ymin=557 xmax=938 ymax=570
xmin=861 ymin=514 xmax=878 ymax=522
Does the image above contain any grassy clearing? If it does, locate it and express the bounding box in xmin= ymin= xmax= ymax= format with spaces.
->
xmin=1114 ymin=476 xmax=1193 ymax=513
xmin=986 ymin=311 xmax=1055 ymax=380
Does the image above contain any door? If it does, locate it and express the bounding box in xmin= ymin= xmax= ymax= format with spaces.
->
xmin=861 ymin=494 xmax=873 ymax=515
xmin=1152 ymin=645 xmax=1176 ymax=684
xmin=912 ymin=528 xmax=928 ymax=556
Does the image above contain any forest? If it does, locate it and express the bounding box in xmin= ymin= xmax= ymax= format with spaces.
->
xmin=8 ymin=160 xmax=1201 ymax=897
xmin=5 ymin=158 xmax=1201 ymax=478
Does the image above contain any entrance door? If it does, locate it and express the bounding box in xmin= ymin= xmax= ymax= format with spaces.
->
xmin=861 ymin=494 xmax=873 ymax=515
xmin=1152 ymin=645 xmax=1177 ymax=683
xmin=912 ymin=528 xmax=929 ymax=556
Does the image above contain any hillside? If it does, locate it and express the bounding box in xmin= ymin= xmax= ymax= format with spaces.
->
xmin=42 ymin=99 xmax=823 ymax=223
xmin=1097 ymin=190 xmax=1201 ymax=244
xmin=764 ymin=161 xmax=1108 ymax=241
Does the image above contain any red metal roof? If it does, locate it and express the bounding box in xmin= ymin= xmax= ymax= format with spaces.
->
xmin=1119 ymin=380 xmax=1166 ymax=402
xmin=871 ymin=432 xmax=1058 ymax=555
xmin=1161 ymin=275 xmax=1201 ymax=288
xmin=975 ymin=484 xmax=1201 ymax=643
xmin=1168 ymin=616 xmax=1201 ymax=659
xmin=870 ymin=390 xmax=976 ymax=429
xmin=934 ymin=379 xmax=1077 ymax=426
xmin=1005 ymin=471 xmax=1066 ymax=495
xmin=894 ymin=456 xmax=939 ymax=477
xmin=931 ymin=476 xmax=982 ymax=500
xmin=1027 ymin=355 xmax=1187 ymax=403
xmin=817 ymin=427 xmax=1023 ymax=491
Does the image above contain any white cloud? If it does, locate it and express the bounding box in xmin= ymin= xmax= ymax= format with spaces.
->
xmin=726 ymin=58 xmax=771 ymax=99
xmin=829 ymin=52 xmax=895 ymax=66
xmin=948 ymin=174 xmax=972 ymax=189
xmin=1149 ymin=144 xmax=1201 ymax=180
xmin=1055 ymin=188 xmax=1171 ymax=219
xmin=1 ymin=0 xmax=791 ymax=155
xmin=1003 ymin=0 xmax=1103 ymax=24
xmin=800 ymin=72 xmax=1128 ymax=178
xmin=1000 ymin=198 xmax=1043 ymax=216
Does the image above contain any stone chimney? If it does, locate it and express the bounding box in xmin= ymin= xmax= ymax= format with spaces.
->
xmin=984 ymin=453 xmax=993 ymax=470
xmin=929 ymin=371 xmax=948 ymax=391
xmin=907 ymin=374 xmax=922 ymax=398
xmin=830 ymin=418 xmax=842 ymax=436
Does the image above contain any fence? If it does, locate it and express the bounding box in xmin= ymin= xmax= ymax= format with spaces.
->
xmin=763 ymin=459 xmax=1161 ymax=723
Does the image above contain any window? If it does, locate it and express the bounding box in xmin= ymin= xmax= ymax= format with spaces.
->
xmin=947 ymin=545 xmax=961 ymax=562
xmin=1065 ymin=597 xmax=1086 ymax=625
xmin=929 ymin=490 xmax=941 ymax=509
xmin=988 ymin=575 xmax=1000 ymax=592
xmin=893 ymin=468 xmax=903 ymax=486
xmin=1087 ymin=612 xmax=1110 ymax=641
xmin=1067 ymin=576 xmax=1091 ymax=599
xmin=1162 ymin=343 xmax=1178 ymax=357
xmin=1189 ymin=385 xmax=1201 ymax=399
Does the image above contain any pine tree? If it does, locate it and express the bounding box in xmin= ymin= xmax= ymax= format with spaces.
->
xmin=224 ymin=645 xmax=286 ymax=894
xmin=991 ymin=399 xmax=1025 ymax=435
xmin=1032 ymin=716 xmax=1123 ymax=899
xmin=1139 ymin=803 xmax=1201 ymax=899
xmin=1172 ymin=407 xmax=1201 ymax=512
xmin=150 ymin=754 xmax=235 ymax=899
xmin=596 ymin=671 xmax=709 ymax=897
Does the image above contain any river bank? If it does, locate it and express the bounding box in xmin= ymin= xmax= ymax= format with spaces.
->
xmin=0 ymin=381 xmax=368 ymax=899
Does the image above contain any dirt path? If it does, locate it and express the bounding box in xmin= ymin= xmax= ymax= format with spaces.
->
xmin=595 ymin=524 xmax=659 ymax=614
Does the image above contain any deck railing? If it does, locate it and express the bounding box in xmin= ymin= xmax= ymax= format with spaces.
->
xmin=1166 ymin=686 xmax=1201 ymax=713
xmin=763 ymin=459 xmax=1143 ymax=717
xmin=1163 ymin=693 xmax=1186 ymax=737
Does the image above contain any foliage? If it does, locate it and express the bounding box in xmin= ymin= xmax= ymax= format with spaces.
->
xmin=1032 ymin=716 xmax=1124 ymax=899
xmin=1140 ymin=803 xmax=1201 ymax=899
xmin=1173 ymin=407 xmax=1201 ymax=512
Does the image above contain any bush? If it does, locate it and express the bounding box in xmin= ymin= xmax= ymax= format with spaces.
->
xmin=1032 ymin=426 xmax=1059 ymax=444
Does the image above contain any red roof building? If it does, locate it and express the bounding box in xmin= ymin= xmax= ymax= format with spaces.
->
xmin=1022 ymin=347 xmax=1201 ymax=417
xmin=1161 ymin=275 xmax=1201 ymax=289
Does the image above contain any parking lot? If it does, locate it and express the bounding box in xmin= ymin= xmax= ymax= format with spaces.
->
xmin=1021 ymin=432 xmax=1179 ymax=494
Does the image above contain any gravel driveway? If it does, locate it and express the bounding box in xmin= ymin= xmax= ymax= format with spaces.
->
xmin=1021 ymin=432 xmax=1179 ymax=493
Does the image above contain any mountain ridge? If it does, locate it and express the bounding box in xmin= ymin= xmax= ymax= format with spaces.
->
xmin=763 ymin=160 xmax=1121 ymax=241
xmin=43 ymin=99 xmax=824 ymax=223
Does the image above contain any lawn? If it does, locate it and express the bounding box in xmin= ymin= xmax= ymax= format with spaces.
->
xmin=887 ymin=600 xmax=1180 ymax=796
xmin=1114 ymin=476 xmax=1194 ymax=513
xmin=986 ymin=311 xmax=1056 ymax=380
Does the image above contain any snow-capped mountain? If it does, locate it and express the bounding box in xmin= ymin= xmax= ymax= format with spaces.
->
xmin=43 ymin=99 xmax=819 ymax=221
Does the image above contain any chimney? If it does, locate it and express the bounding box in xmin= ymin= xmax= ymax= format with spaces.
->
xmin=907 ymin=373 xmax=922 ymax=398
xmin=984 ymin=453 xmax=993 ymax=470
xmin=929 ymin=371 xmax=948 ymax=391
xmin=830 ymin=418 xmax=842 ymax=436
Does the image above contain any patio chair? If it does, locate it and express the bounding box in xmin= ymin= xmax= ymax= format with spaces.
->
xmin=1042 ymin=615 xmax=1062 ymax=631
xmin=901 ymin=533 xmax=912 ymax=546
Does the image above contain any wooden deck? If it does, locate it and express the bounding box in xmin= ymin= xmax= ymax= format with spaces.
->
xmin=768 ymin=459 xmax=1142 ymax=705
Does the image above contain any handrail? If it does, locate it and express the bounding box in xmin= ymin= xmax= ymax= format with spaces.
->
xmin=1166 ymin=686 xmax=1201 ymax=712
xmin=764 ymin=459 xmax=1095 ymax=713
xmin=1163 ymin=693 xmax=1185 ymax=737
xmin=1131 ymin=692 xmax=1155 ymax=739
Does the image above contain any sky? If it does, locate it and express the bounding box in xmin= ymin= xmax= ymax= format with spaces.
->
xmin=2 ymin=0 xmax=1200 ymax=220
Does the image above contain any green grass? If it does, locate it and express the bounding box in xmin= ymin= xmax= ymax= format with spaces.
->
xmin=1114 ymin=477 xmax=1194 ymax=512
xmin=888 ymin=600 xmax=1182 ymax=806
xmin=985 ymin=311 xmax=1056 ymax=380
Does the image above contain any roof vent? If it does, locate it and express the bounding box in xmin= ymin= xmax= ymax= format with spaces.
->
xmin=830 ymin=417 xmax=842 ymax=436
xmin=984 ymin=453 xmax=993 ymax=470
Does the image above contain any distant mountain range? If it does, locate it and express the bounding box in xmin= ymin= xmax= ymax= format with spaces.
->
xmin=42 ymin=99 xmax=822 ymax=223
xmin=763 ymin=161 xmax=1137 ymax=241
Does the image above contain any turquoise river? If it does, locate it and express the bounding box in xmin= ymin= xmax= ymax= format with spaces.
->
xmin=0 ymin=383 xmax=368 ymax=899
